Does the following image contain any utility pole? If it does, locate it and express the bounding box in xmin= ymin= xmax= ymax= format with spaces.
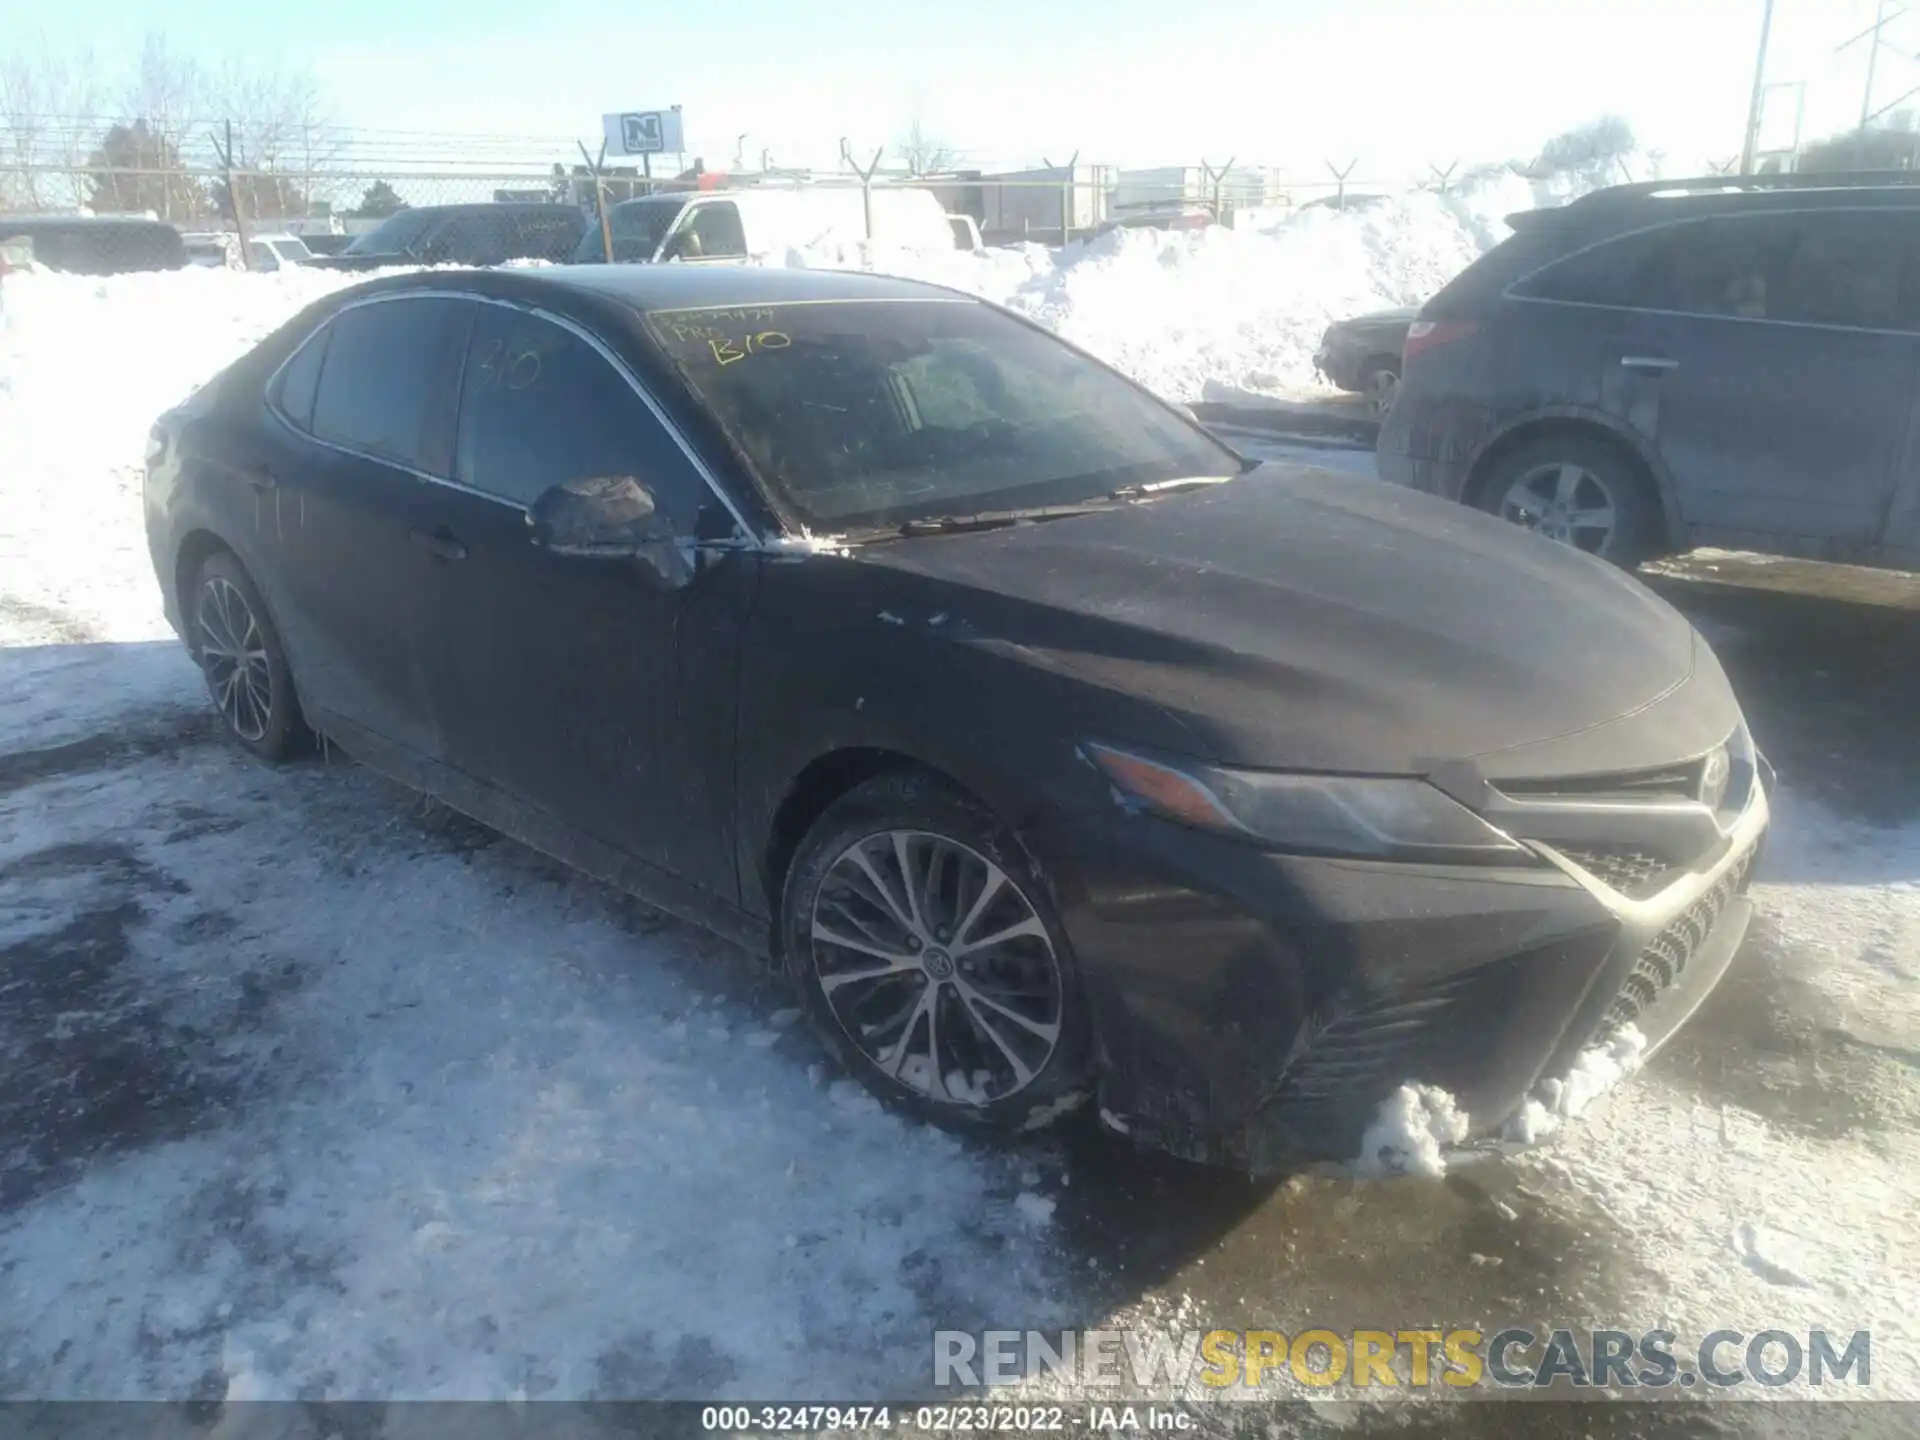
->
xmin=1866 ymin=1 xmax=1888 ymax=125
xmin=1838 ymin=1 xmax=1908 ymax=129
xmin=1740 ymin=0 xmax=1777 ymax=174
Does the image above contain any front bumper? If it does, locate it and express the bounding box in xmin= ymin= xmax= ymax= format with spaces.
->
xmin=1031 ymin=768 xmax=1770 ymax=1171
xmin=1312 ymin=346 xmax=1360 ymax=391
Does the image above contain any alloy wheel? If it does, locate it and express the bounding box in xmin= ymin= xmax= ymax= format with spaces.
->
xmin=1500 ymin=462 xmax=1618 ymax=554
xmin=196 ymin=575 xmax=273 ymax=743
xmin=808 ymin=829 xmax=1064 ymax=1107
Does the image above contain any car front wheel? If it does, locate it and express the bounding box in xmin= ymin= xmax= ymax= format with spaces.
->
xmin=191 ymin=551 xmax=311 ymax=760
xmin=782 ymin=772 xmax=1091 ymax=1132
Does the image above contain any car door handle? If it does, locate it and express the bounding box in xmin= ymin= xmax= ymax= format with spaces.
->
xmin=243 ymin=466 xmax=276 ymax=492
xmin=1619 ymin=355 xmax=1679 ymax=372
xmin=408 ymin=526 xmax=467 ymax=561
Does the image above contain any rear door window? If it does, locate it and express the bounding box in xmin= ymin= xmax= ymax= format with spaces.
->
xmin=272 ymin=329 xmax=331 ymax=432
xmin=309 ymin=297 xmax=470 ymax=475
xmin=454 ymin=304 xmax=704 ymax=525
xmin=1763 ymin=210 xmax=1920 ymax=330
xmin=1660 ymin=213 xmax=1798 ymax=320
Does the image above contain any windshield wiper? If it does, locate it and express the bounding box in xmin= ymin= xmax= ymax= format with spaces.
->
xmin=897 ymin=503 xmax=1115 ymax=537
xmin=1106 ymin=474 xmax=1239 ymax=500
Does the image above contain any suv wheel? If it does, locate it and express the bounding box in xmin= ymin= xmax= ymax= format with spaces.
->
xmin=782 ymin=772 xmax=1091 ymax=1132
xmin=1476 ymin=434 xmax=1660 ymax=567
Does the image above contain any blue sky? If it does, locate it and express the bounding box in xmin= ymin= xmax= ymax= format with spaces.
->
xmin=8 ymin=0 xmax=1909 ymax=177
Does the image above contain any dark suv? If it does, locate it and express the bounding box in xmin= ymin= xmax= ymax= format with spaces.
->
xmin=0 ymin=215 xmax=188 ymax=275
xmin=1378 ymin=174 xmax=1920 ymax=571
xmin=310 ymin=203 xmax=587 ymax=272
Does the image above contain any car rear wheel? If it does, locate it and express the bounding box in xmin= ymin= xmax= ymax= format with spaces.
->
xmin=191 ymin=551 xmax=310 ymax=761
xmin=1475 ymin=434 xmax=1660 ymax=568
xmin=781 ymin=772 xmax=1091 ymax=1132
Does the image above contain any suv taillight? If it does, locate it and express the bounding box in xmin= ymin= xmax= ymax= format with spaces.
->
xmin=1402 ymin=319 xmax=1478 ymax=366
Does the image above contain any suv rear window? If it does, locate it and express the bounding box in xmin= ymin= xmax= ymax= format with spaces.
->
xmin=1513 ymin=226 xmax=1667 ymax=309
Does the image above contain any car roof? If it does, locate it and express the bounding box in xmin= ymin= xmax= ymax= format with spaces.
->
xmin=0 ymin=215 xmax=178 ymax=232
xmin=396 ymin=202 xmax=582 ymax=218
xmin=1509 ymin=173 xmax=1920 ymax=234
xmin=341 ymin=263 xmax=962 ymax=313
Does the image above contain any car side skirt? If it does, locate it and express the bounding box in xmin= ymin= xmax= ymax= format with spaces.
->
xmin=314 ymin=709 xmax=773 ymax=959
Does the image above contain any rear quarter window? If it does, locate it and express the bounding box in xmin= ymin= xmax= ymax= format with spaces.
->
xmin=1512 ymin=225 xmax=1670 ymax=309
xmin=271 ymin=329 xmax=331 ymax=432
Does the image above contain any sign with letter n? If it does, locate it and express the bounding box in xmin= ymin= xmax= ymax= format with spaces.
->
xmin=602 ymin=108 xmax=686 ymax=157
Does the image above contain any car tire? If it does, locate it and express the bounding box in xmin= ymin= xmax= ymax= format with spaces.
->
xmin=1360 ymin=359 xmax=1400 ymax=417
xmin=1474 ymin=433 xmax=1662 ymax=568
xmin=190 ymin=550 xmax=312 ymax=761
xmin=781 ymin=770 xmax=1093 ymax=1133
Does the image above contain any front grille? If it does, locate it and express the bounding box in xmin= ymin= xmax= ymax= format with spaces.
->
xmin=1498 ymin=759 xmax=1705 ymax=805
xmin=1603 ymin=850 xmax=1754 ymax=1031
xmin=1560 ymin=844 xmax=1680 ymax=900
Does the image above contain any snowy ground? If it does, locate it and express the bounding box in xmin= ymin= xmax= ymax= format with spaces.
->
xmin=2 ymin=190 xmax=1917 ymax=1419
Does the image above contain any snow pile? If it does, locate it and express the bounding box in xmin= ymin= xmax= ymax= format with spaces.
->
xmin=1503 ymin=1023 xmax=1648 ymax=1145
xmin=0 ymin=264 xmax=374 ymax=642
xmin=784 ymin=193 xmax=1488 ymax=403
xmin=1355 ymin=1082 xmax=1470 ymax=1178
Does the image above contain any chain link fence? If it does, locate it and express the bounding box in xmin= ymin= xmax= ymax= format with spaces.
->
xmin=0 ymin=125 xmax=1504 ymax=277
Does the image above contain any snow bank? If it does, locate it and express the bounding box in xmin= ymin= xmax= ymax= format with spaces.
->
xmin=786 ymin=188 xmax=1494 ymax=403
xmin=0 ymin=265 xmax=375 ymax=643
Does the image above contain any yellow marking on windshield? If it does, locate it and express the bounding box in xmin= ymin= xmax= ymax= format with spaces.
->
xmin=707 ymin=331 xmax=792 ymax=365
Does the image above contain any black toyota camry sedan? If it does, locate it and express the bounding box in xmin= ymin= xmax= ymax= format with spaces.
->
xmin=145 ymin=265 xmax=1771 ymax=1171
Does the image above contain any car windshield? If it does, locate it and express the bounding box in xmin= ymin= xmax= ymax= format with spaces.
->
xmin=576 ymin=199 xmax=685 ymax=262
xmin=645 ymin=298 xmax=1239 ymax=533
xmin=344 ymin=211 xmax=432 ymax=255
xmin=271 ymin=238 xmax=312 ymax=260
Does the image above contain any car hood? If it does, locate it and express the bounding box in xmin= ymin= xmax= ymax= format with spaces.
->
xmin=305 ymin=252 xmax=410 ymax=271
xmin=1338 ymin=306 xmax=1419 ymax=329
xmin=844 ymin=465 xmax=1736 ymax=780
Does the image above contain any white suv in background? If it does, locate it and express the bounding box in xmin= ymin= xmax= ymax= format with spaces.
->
xmin=245 ymin=234 xmax=316 ymax=271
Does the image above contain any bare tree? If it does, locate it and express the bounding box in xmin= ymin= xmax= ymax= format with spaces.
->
xmin=0 ymin=35 xmax=102 ymax=211
xmin=210 ymin=56 xmax=335 ymax=218
xmin=896 ymin=100 xmax=956 ymax=177
xmin=1529 ymin=115 xmax=1638 ymax=183
xmin=121 ymin=32 xmax=202 ymax=219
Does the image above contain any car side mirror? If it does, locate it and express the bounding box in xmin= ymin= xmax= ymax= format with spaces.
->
xmin=527 ymin=476 xmax=690 ymax=589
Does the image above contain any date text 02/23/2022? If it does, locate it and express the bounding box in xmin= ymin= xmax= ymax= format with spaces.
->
xmin=700 ymin=1404 xmax=1195 ymax=1432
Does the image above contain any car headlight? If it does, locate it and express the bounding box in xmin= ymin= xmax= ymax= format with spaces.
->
xmin=1085 ymin=742 xmax=1529 ymax=864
